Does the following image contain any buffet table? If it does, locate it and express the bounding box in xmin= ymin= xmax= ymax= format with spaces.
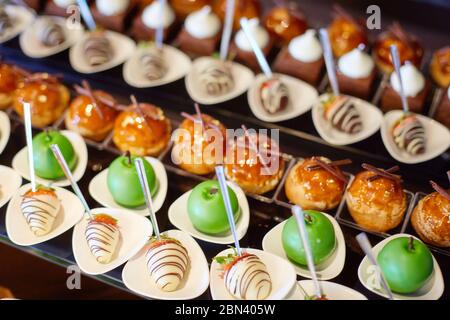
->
xmin=0 ymin=0 xmax=449 ymax=300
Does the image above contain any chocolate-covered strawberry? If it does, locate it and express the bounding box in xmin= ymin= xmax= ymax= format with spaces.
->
xmin=323 ymin=95 xmax=362 ymax=134
xmin=392 ymin=113 xmax=426 ymax=155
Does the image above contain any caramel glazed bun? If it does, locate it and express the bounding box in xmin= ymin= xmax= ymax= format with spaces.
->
xmin=65 ymin=90 xmax=118 ymax=141
xmin=172 ymin=114 xmax=227 ymax=175
xmin=224 ymin=133 xmax=285 ymax=195
xmin=285 ymin=157 xmax=346 ymax=211
xmin=346 ymin=170 xmax=407 ymax=232
xmin=411 ymin=190 xmax=450 ymax=247
xmin=13 ymin=75 xmax=70 ymax=128
xmin=113 ymin=103 xmax=171 ymax=157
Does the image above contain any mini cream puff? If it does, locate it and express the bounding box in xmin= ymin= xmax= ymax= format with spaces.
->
xmin=224 ymin=129 xmax=284 ymax=195
xmin=346 ymin=164 xmax=407 ymax=233
xmin=411 ymin=180 xmax=450 ymax=248
xmin=172 ymin=111 xmax=226 ymax=175
xmin=13 ymin=73 xmax=70 ymax=128
xmin=113 ymin=97 xmax=171 ymax=156
xmin=285 ymin=157 xmax=350 ymax=211
xmin=65 ymin=81 xmax=119 ymax=141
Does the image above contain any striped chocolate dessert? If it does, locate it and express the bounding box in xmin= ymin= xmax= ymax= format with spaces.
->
xmin=260 ymin=77 xmax=289 ymax=114
xmin=140 ymin=47 xmax=167 ymax=81
xmin=83 ymin=31 xmax=113 ymax=67
xmin=222 ymin=253 xmax=272 ymax=300
xmin=199 ymin=61 xmax=234 ymax=96
xmin=323 ymin=95 xmax=363 ymax=134
xmin=37 ymin=18 xmax=65 ymax=47
xmin=392 ymin=114 xmax=426 ymax=155
xmin=21 ymin=186 xmax=61 ymax=236
xmin=145 ymin=237 xmax=189 ymax=292
xmin=0 ymin=6 xmax=12 ymax=36
xmin=85 ymin=214 xmax=120 ymax=264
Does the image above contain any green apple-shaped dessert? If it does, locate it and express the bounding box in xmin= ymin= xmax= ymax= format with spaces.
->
xmin=282 ymin=210 xmax=336 ymax=266
xmin=377 ymin=236 xmax=433 ymax=294
xmin=187 ymin=180 xmax=240 ymax=234
xmin=107 ymin=153 xmax=157 ymax=208
xmin=33 ymin=130 xmax=77 ymax=179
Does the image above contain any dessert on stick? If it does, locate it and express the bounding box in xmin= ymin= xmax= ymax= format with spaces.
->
xmin=172 ymin=104 xmax=227 ymax=175
xmin=83 ymin=30 xmax=114 ymax=67
xmin=319 ymin=29 xmax=363 ymax=135
xmin=140 ymin=44 xmax=167 ymax=81
xmin=135 ymin=158 xmax=189 ymax=292
xmin=131 ymin=0 xmax=175 ymax=41
xmin=65 ymin=80 xmax=118 ymax=141
xmin=50 ymin=144 xmax=120 ymax=264
xmin=170 ymin=0 xmax=210 ymax=19
xmin=113 ymin=95 xmax=171 ymax=157
xmin=36 ymin=17 xmax=65 ymax=47
xmin=411 ymin=176 xmax=450 ymax=248
xmin=91 ymin=0 xmax=136 ymax=33
xmin=346 ymin=164 xmax=407 ymax=233
xmin=21 ymin=103 xmax=61 ymax=237
xmin=388 ymin=45 xmax=427 ymax=155
xmin=284 ymin=157 xmax=350 ymax=211
xmin=213 ymin=166 xmax=272 ymax=300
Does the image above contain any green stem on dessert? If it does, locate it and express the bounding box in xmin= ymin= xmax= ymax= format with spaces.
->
xmin=304 ymin=213 xmax=313 ymax=224
xmin=126 ymin=151 xmax=132 ymax=166
xmin=209 ymin=187 xmax=219 ymax=195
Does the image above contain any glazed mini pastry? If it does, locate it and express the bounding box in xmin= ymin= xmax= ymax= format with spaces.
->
xmin=346 ymin=164 xmax=407 ymax=232
xmin=391 ymin=113 xmax=426 ymax=155
xmin=213 ymin=0 xmax=260 ymax=31
xmin=32 ymin=130 xmax=77 ymax=180
xmin=172 ymin=111 xmax=226 ymax=175
xmin=65 ymin=80 xmax=118 ymax=141
xmin=435 ymin=87 xmax=450 ymax=129
xmin=0 ymin=6 xmax=12 ymax=36
xmin=322 ymin=95 xmax=363 ymax=134
xmin=285 ymin=157 xmax=349 ymax=211
xmin=85 ymin=213 xmax=120 ymax=264
xmin=259 ymin=77 xmax=289 ymax=114
xmin=224 ymin=130 xmax=285 ymax=194
xmin=91 ymin=0 xmax=135 ymax=32
xmin=214 ymin=250 xmax=272 ymax=300
xmin=412 ymin=180 xmax=450 ymax=247
xmin=83 ymin=31 xmax=113 ymax=67
xmin=327 ymin=6 xmax=367 ymax=58
xmin=231 ymin=18 xmax=273 ymax=71
xmin=272 ymin=29 xmax=324 ymax=85
xmin=198 ymin=60 xmax=234 ymax=95
xmin=430 ymin=46 xmax=450 ymax=88
xmin=13 ymin=73 xmax=70 ymax=128
xmin=145 ymin=235 xmax=189 ymax=292
xmin=107 ymin=153 xmax=157 ymax=208
xmin=170 ymin=0 xmax=210 ymax=19
xmin=131 ymin=1 xmax=175 ymax=41
xmin=113 ymin=98 xmax=171 ymax=156
xmin=140 ymin=46 xmax=167 ymax=81
xmin=0 ymin=62 xmax=26 ymax=110
xmin=36 ymin=18 xmax=65 ymax=47
xmin=44 ymin=0 xmax=77 ymax=17
xmin=380 ymin=63 xmax=430 ymax=113
xmin=21 ymin=186 xmax=61 ymax=236
xmin=373 ymin=22 xmax=423 ymax=74
xmin=188 ymin=180 xmax=240 ymax=234
xmin=264 ymin=3 xmax=307 ymax=45
xmin=336 ymin=47 xmax=377 ymax=99
xmin=177 ymin=6 xmax=221 ymax=56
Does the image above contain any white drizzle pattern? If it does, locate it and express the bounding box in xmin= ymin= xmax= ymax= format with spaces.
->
xmin=145 ymin=239 xmax=189 ymax=292
xmin=392 ymin=115 xmax=426 ymax=155
xmin=199 ymin=62 xmax=234 ymax=96
xmin=260 ymin=78 xmax=289 ymax=114
xmin=224 ymin=254 xmax=272 ymax=300
xmin=324 ymin=96 xmax=363 ymax=134
xmin=140 ymin=47 xmax=167 ymax=81
xmin=85 ymin=218 xmax=119 ymax=264
xmin=21 ymin=193 xmax=61 ymax=236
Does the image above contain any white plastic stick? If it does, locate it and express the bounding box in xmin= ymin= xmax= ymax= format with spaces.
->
xmin=219 ymin=0 xmax=235 ymax=61
xmin=319 ymin=28 xmax=339 ymax=96
xmin=23 ymin=103 xmax=36 ymax=192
